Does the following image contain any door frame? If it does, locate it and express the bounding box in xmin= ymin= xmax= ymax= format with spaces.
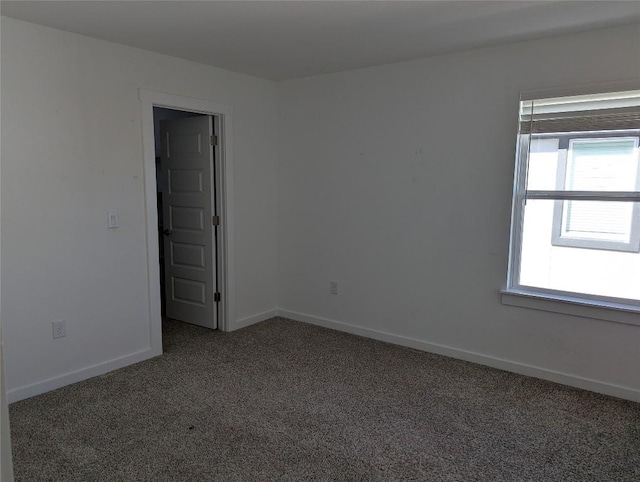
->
xmin=139 ymin=89 xmax=235 ymax=355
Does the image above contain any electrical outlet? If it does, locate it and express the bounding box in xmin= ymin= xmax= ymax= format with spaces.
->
xmin=52 ymin=320 xmax=66 ymax=339
xmin=330 ymin=281 xmax=339 ymax=295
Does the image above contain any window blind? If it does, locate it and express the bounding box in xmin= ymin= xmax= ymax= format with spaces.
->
xmin=564 ymin=201 xmax=633 ymax=239
xmin=520 ymin=91 xmax=640 ymax=134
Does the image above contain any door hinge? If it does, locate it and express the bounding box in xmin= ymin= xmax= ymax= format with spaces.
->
xmin=212 ymin=215 xmax=220 ymax=226
xmin=214 ymin=292 xmax=221 ymax=302
xmin=210 ymin=135 xmax=218 ymax=146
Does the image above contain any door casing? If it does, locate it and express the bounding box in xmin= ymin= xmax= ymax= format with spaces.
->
xmin=140 ymin=89 xmax=235 ymax=356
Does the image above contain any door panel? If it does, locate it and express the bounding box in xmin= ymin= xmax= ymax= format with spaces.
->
xmin=170 ymin=242 xmax=206 ymax=270
xmin=170 ymin=206 xmax=205 ymax=232
xmin=161 ymin=115 xmax=217 ymax=329
xmin=168 ymin=170 xmax=204 ymax=194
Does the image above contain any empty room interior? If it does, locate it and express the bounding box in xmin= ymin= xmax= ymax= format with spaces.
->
xmin=1 ymin=1 xmax=640 ymax=480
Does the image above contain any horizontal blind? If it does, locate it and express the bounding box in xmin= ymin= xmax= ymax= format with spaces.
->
xmin=520 ymin=91 xmax=640 ymax=134
xmin=565 ymin=201 xmax=633 ymax=238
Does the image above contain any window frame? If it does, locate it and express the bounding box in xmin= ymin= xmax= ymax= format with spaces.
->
xmin=549 ymin=133 xmax=640 ymax=252
xmin=506 ymin=96 xmax=640 ymax=310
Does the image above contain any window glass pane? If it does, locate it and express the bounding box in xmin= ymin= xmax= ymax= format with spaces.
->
xmin=525 ymin=135 xmax=639 ymax=193
xmin=519 ymin=199 xmax=640 ymax=300
xmin=525 ymin=137 xmax=560 ymax=191
xmin=564 ymin=137 xmax=638 ymax=192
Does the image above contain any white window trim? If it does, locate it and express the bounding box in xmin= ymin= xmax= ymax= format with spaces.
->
xmin=501 ymin=288 xmax=640 ymax=327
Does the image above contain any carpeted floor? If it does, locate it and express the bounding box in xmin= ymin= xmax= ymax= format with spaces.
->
xmin=9 ymin=317 xmax=640 ymax=481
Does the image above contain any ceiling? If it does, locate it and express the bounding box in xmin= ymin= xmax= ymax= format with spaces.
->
xmin=2 ymin=1 xmax=640 ymax=81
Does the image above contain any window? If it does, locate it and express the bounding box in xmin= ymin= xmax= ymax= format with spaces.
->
xmin=551 ymin=135 xmax=640 ymax=251
xmin=506 ymin=89 xmax=640 ymax=307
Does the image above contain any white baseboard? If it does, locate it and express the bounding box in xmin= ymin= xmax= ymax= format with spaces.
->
xmin=278 ymin=309 xmax=640 ymax=403
xmin=7 ymin=347 xmax=160 ymax=404
xmin=8 ymin=308 xmax=281 ymax=402
xmin=10 ymin=310 xmax=638 ymax=404
xmin=232 ymin=309 xmax=279 ymax=331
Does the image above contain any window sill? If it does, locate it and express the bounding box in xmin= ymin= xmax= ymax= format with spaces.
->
xmin=500 ymin=289 xmax=640 ymax=327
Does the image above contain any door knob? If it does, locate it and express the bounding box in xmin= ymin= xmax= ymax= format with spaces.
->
xmin=163 ymin=229 xmax=172 ymax=236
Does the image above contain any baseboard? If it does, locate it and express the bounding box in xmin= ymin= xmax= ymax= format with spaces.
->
xmin=277 ymin=309 xmax=640 ymax=403
xmin=232 ymin=309 xmax=279 ymax=331
xmin=8 ymin=309 xmax=280 ymax=402
xmin=7 ymin=347 xmax=160 ymax=403
xmin=10 ymin=310 xmax=637 ymax=403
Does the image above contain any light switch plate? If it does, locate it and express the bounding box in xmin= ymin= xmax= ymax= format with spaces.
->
xmin=107 ymin=211 xmax=119 ymax=228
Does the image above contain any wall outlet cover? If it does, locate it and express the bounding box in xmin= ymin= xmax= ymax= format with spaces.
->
xmin=52 ymin=320 xmax=66 ymax=339
xmin=330 ymin=281 xmax=339 ymax=295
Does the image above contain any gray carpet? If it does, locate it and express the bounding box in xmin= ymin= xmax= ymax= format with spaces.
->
xmin=9 ymin=317 xmax=640 ymax=481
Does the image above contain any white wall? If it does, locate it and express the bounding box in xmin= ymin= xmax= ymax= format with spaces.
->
xmin=277 ymin=24 xmax=640 ymax=399
xmin=0 ymin=32 xmax=15 ymax=474
xmin=1 ymin=17 xmax=279 ymax=400
xmin=1 ymin=343 xmax=13 ymax=482
xmin=2 ymin=15 xmax=639 ymax=405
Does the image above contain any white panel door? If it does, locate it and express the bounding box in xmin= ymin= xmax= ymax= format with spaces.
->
xmin=161 ymin=116 xmax=217 ymax=329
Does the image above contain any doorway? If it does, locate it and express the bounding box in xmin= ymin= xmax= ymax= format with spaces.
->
xmin=140 ymin=89 xmax=236 ymax=355
xmin=153 ymin=108 xmax=219 ymax=330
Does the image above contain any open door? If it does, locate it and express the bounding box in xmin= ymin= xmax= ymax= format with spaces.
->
xmin=160 ymin=115 xmax=217 ymax=329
